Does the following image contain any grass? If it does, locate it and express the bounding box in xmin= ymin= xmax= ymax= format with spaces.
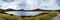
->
xmin=0 ymin=12 xmax=59 ymax=20
xmin=0 ymin=13 xmax=21 ymax=20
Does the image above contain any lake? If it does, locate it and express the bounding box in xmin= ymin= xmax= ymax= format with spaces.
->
xmin=5 ymin=11 xmax=43 ymax=16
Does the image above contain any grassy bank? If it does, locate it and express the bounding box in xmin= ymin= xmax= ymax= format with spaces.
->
xmin=0 ymin=12 xmax=59 ymax=20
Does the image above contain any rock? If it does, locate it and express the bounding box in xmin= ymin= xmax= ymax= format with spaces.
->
xmin=52 ymin=14 xmax=60 ymax=20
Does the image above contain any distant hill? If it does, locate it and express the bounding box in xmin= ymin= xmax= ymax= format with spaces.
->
xmin=17 ymin=9 xmax=25 ymax=11
xmin=6 ymin=9 xmax=33 ymax=11
xmin=0 ymin=8 xmax=59 ymax=12
xmin=7 ymin=8 xmax=15 ymax=11
xmin=32 ymin=9 xmax=59 ymax=12
xmin=56 ymin=10 xmax=60 ymax=11
xmin=33 ymin=9 xmax=43 ymax=11
xmin=0 ymin=9 xmax=3 ymax=10
xmin=33 ymin=9 xmax=47 ymax=11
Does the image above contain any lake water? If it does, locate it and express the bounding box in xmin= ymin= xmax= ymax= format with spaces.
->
xmin=5 ymin=11 xmax=43 ymax=16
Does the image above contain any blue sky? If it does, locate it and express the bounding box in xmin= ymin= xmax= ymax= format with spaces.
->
xmin=0 ymin=0 xmax=60 ymax=10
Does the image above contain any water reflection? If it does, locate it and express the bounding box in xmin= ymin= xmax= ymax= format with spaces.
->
xmin=5 ymin=11 xmax=43 ymax=16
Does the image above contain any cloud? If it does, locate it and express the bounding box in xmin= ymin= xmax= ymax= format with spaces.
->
xmin=0 ymin=0 xmax=60 ymax=10
xmin=2 ymin=0 xmax=14 ymax=2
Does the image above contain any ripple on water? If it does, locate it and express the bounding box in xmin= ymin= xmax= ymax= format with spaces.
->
xmin=5 ymin=11 xmax=43 ymax=16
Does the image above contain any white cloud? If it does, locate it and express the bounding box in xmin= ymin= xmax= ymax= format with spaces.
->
xmin=0 ymin=0 xmax=60 ymax=10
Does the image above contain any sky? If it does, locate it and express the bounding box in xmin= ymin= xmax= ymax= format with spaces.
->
xmin=0 ymin=0 xmax=60 ymax=10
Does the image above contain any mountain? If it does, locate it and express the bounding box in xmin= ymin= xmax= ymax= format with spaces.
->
xmin=32 ymin=8 xmax=60 ymax=12
xmin=0 ymin=9 xmax=3 ymax=11
xmin=17 ymin=9 xmax=25 ymax=11
xmin=56 ymin=10 xmax=60 ymax=11
xmin=7 ymin=9 xmax=15 ymax=11
xmin=33 ymin=9 xmax=47 ymax=11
